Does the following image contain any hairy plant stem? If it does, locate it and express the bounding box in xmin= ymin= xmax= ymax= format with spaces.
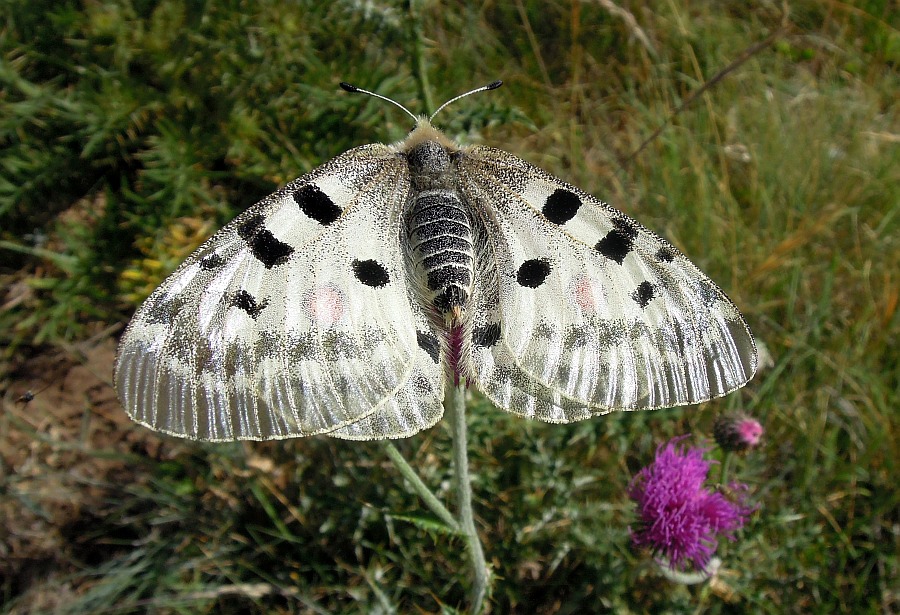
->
xmin=720 ymin=452 xmax=733 ymax=486
xmin=380 ymin=440 xmax=458 ymax=532
xmin=446 ymin=382 xmax=489 ymax=612
xmin=380 ymin=383 xmax=490 ymax=613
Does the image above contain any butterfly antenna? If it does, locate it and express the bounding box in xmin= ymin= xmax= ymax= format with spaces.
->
xmin=430 ymin=81 xmax=503 ymax=121
xmin=340 ymin=82 xmax=419 ymax=123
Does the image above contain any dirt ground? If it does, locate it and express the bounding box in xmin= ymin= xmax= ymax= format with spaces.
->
xmin=0 ymin=335 xmax=166 ymax=611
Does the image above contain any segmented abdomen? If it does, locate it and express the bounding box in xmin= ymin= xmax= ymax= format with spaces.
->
xmin=408 ymin=189 xmax=474 ymax=314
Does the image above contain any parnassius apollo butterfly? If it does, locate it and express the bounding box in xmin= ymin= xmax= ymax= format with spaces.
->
xmin=114 ymin=81 xmax=757 ymax=441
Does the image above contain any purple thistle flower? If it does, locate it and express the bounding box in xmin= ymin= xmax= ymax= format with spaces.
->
xmin=628 ymin=436 xmax=754 ymax=572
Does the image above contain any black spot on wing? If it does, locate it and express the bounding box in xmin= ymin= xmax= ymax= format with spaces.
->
xmin=632 ymin=281 xmax=655 ymax=308
xmin=352 ymin=259 xmax=390 ymax=287
xmin=517 ymin=259 xmax=551 ymax=288
xmin=655 ymin=246 xmax=676 ymax=262
xmin=237 ymin=214 xmax=294 ymax=268
xmin=542 ymin=188 xmax=581 ymax=224
xmin=417 ymin=330 xmax=440 ymax=363
xmin=199 ymin=253 xmax=225 ymax=270
xmin=293 ymin=184 xmax=342 ymax=225
xmin=595 ymin=217 xmax=638 ymax=264
xmin=473 ymin=323 xmax=501 ymax=347
xmin=232 ymin=289 xmax=268 ymax=318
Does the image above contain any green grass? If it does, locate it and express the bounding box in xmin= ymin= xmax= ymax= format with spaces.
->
xmin=1 ymin=0 xmax=897 ymax=612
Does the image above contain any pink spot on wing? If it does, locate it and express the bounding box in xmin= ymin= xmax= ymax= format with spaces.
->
xmin=304 ymin=286 xmax=345 ymax=325
xmin=573 ymin=275 xmax=597 ymax=311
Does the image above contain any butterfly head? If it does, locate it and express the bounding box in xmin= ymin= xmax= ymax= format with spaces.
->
xmin=341 ymin=80 xmax=503 ymax=155
xmin=397 ymin=119 xmax=459 ymax=158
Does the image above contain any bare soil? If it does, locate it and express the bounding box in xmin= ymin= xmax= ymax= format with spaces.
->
xmin=0 ymin=336 xmax=165 ymax=612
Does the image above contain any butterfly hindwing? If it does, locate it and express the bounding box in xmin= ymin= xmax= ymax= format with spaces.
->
xmin=458 ymin=146 xmax=757 ymax=419
xmin=115 ymin=144 xmax=445 ymax=441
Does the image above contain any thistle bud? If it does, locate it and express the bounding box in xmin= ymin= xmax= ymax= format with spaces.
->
xmin=713 ymin=412 xmax=764 ymax=452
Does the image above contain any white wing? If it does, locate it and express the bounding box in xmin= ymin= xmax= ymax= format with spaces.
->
xmin=458 ymin=146 xmax=757 ymax=421
xmin=115 ymin=144 xmax=445 ymax=441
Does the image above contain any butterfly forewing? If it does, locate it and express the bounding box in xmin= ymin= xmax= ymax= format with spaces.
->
xmin=115 ymin=144 xmax=445 ymax=441
xmin=458 ymin=146 xmax=757 ymax=417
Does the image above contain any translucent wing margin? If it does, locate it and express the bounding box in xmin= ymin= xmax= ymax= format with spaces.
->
xmin=458 ymin=146 xmax=757 ymax=420
xmin=115 ymin=145 xmax=444 ymax=441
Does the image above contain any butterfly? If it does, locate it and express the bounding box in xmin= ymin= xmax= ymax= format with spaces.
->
xmin=114 ymin=81 xmax=757 ymax=441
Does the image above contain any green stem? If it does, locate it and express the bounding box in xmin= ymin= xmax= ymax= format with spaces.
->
xmin=720 ymin=452 xmax=733 ymax=486
xmin=380 ymin=440 xmax=459 ymax=532
xmin=380 ymin=385 xmax=491 ymax=612
xmin=446 ymin=382 xmax=489 ymax=612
